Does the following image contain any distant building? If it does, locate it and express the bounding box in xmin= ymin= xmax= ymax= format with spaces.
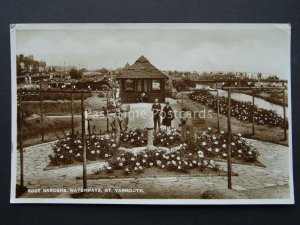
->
xmin=116 ymin=55 xmax=168 ymax=103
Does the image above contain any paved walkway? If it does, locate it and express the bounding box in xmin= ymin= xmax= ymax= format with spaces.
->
xmin=16 ymin=137 xmax=291 ymax=198
xmin=127 ymin=98 xmax=182 ymax=129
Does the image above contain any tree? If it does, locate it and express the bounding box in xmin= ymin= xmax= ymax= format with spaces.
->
xmin=69 ymin=69 xmax=83 ymax=80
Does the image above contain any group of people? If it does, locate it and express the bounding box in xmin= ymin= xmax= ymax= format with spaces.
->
xmin=151 ymin=99 xmax=194 ymax=142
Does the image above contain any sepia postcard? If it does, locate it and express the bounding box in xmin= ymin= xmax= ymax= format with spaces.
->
xmin=10 ymin=23 xmax=294 ymax=204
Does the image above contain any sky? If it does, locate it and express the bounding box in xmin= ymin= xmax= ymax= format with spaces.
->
xmin=15 ymin=24 xmax=291 ymax=79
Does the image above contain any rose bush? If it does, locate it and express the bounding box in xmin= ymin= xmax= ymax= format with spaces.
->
xmin=120 ymin=128 xmax=181 ymax=147
xmin=49 ymin=133 xmax=118 ymax=166
xmin=102 ymin=144 xmax=221 ymax=175
xmin=187 ymin=127 xmax=259 ymax=162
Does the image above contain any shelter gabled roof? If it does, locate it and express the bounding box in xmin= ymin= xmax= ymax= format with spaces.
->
xmin=118 ymin=55 xmax=168 ymax=79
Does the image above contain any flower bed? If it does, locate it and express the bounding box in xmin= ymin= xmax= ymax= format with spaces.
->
xmin=101 ymin=145 xmax=221 ymax=175
xmin=49 ymin=134 xmax=118 ymax=166
xmin=189 ymin=90 xmax=284 ymax=127
xmin=99 ymin=127 xmax=259 ymax=175
xmin=188 ymin=127 xmax=259 ymax=162
xmin=49 ymin=127 xmax=259 ymax=169
xmin=120 ymin=128 xmax=181 ymax=147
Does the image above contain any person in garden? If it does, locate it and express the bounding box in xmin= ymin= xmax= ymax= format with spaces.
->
xmin=110 ymin=109 xmax=123 ymax=144
xmin=180 ymin=107 xmax=194 ymax=142
xmin=152 ymin=98 xmax=161 ymax=131
xmin=162 ymin=101 xmax=174 ymax=131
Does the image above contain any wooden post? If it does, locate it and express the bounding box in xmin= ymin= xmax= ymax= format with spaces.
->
xmin=216 ymin=90 xmax=220 ymax=132
xmin=18 ymin=95 xmax=24 ymax=188
xmin=71 ymin=86 xmax=74 ymax=135
xmin=81 ymin=91 xmax=87 ymax=189
xmin=227 ymin=89 xmax=232 ymax=189
xmin=181 ymin=91 xmax=183 ymax=107
xmin=252 ymin=89 xmax=255 ymax=135
xmin=283 ymin=90 xmax=287 ymax=140
xmin=40 ymin=84 xmax=44 ymax=141
xmin=107 ymin=91 xmax=109 ymax=132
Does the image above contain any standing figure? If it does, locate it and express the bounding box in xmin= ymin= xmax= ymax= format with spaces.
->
xmin=180 ymin=108 xmax=194 ymax=142
xmin=151 ymin=99 xmax=161 ymax=131
xmin=110 ymin=110 xmax=122 ymax=145
xmin=162 ymin=102 xmax=174 ymax=131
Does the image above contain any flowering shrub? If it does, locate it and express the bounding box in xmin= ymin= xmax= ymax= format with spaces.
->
xmin=103 ymin=145 xmax=221 ymax=175
xmin=120 ymin=128 xmax=181 ymax=147
xmin=153 ymin=129 xmax=181 ymax=147
xmin=188 ymin=127 xmax=259 ymax=162
xmin=120 ymin=129 xmax=147 ymax=147
xmin=49 ymin=133 xmax=118 ymax=166
xmin=189 ymin=90 xmax=284 ymax=127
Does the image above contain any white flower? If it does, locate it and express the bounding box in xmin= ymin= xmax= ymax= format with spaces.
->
xmin=134 ymin=167 xmax=138 ymax=170
xmin=222 ymin=144 xmax=226 ymax=148
xmin=60 ymin=155 xmax=64 ymax=159
xmin=178 ymin=166 xmax=181 ymax=169
xmin=215 ymin=148 xmax=220 ymax=153
xmin=212 ymin=136 xmax=216 ymax=140
xmin=142 ymin=159 xmax=146 ymax=163
xmin=79 ymin=145 xmax=83 ymax=149
xmin=208 ymin=127 xmax=212 ymax=130
xmin=210 ymin=159 xmax=214 ymax=164
xmin=96 ymin=150 xmax=100 ymax=154
xmin=149 ymin=162 xmax=154 ymax=166
xmin=136 ymin=162 xmax=140 ymax=166
xmin=122 ymin=158 xmax=126 ymax=162
xmin=112 ymin=144 xmax=116 ymax=148
xmin=238 ymin=150 xmax=242 ymax=153
xmin=161 ymin=165 xmax=165 ymax=169
xmin=131 ymin=157 xmax=135 ymax=161
xmin=248 ymin=151 xmax=252 ymax=155
xmin=139 ymin=166 xmax=143 ymax=169
xmin=57 ymin=148 xmax=60 ymax=152
xmin=76 ymin=153 xmax=80 ymax=157
xmin=214 ymin=141 xmax=218 ymax=145
xmin=198 ymin=151 xmax=204 ymax=158
xmin=91 ymin=150 xmax=95 ymax=154
xmin=208 ymin=148 xmax=212 ymax=152
xmin=223 ymin=153 xmax=227 ymax=157
xmin=231 ymin=142 xmax=235 ymax=146
xmin=176 ymin=156 xmax=181 ymax=160
xmin=104 ymin=153 xmax=109 ymax=158
xmin=119 ymin=163 xmax=123 ymax=166
xmin=202 ymin=141 xmax=207 ymax=146
xmin=237 ymin=133 xmax=242 ymax=137
xmin=220 ymin=131 xmax=224 ymax=134
xmin=156 ymin=160 xmax=162 ymax=165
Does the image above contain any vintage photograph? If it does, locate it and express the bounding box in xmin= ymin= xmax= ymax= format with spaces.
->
xmin=10 ymin=24 xmax=294 ymax=204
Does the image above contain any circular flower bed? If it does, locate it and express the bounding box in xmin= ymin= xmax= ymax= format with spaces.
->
xmin=100 ymin=127 xmax=259 ymax=175
xmin=189 ymin=90 xmax=284 ymax=127
xmin=49 ymin=133 xmax=118 ymax=166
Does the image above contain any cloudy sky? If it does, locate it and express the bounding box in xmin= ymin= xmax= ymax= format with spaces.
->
xmin=15 ymin=24 xmax=290 ymax=78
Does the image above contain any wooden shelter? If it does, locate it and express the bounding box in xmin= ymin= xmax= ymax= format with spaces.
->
xmin=117 ymin=55 xmax=168 ymax=103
